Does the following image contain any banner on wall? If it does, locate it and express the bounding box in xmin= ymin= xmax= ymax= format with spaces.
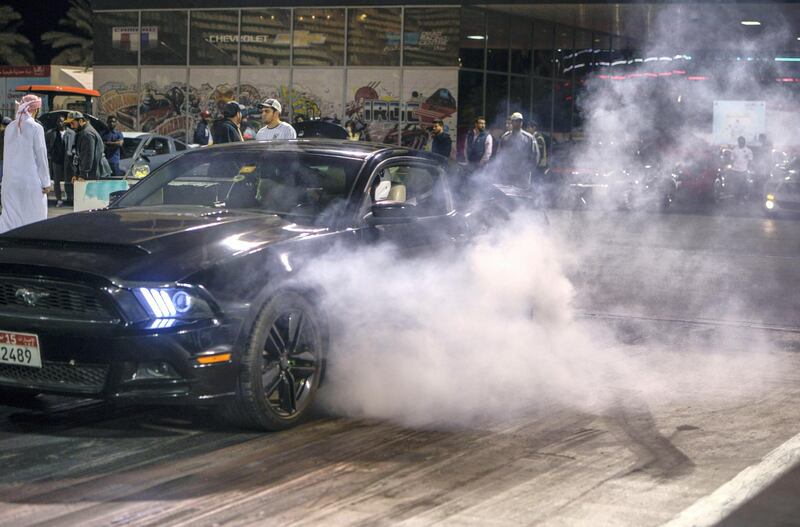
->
xmin=346 ymin=69 xmax=400 ymax=144
xmin=1 ymin=66 xmax=51 ymax=116
xmin=112 ymin=26 xmax=158 ymax=51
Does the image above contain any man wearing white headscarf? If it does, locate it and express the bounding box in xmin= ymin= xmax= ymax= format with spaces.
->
xmin=0 ymin=94 xmax=52 ymax=234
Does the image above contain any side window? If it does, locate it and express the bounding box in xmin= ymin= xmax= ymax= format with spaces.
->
xmin=372 ymin=163 xmax=450 ymax=216
xmin=174 ymin=141 xmax=187 ymax=151
xmin=146 ymin=137 xmax=170 ymax=155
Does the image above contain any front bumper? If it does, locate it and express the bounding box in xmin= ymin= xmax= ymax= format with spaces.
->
xmin=0 ymin=315 xmax=243 ymax=404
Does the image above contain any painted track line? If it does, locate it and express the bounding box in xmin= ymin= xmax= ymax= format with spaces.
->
xmin=580 ymin=311 xmax=800 ymax=334
xmin=662 ymin=431 xmax=800 ymax=527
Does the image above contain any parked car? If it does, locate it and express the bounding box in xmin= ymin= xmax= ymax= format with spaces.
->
xmin=763 ymin=155 xmax=800 ymax=216
xmin=120 ymin=132 xmax=192 ymax=179
xmin=0 ymin=140 xmax=512 ymax=430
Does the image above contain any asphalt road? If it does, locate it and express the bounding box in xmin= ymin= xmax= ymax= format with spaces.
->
xmin=0 ymin=202 xmax=799 ymax=526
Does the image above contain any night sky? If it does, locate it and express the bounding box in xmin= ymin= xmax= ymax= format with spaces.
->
xmin=7 ymin=0 xmax=71 ymax=65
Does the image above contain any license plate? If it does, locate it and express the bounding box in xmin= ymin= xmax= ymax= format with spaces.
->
xmin=0 ymin=330 xmax=42 ymax=368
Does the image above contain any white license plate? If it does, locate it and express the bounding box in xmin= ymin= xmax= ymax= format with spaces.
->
xmin=0 ymin=330 xmax=42 ymax=368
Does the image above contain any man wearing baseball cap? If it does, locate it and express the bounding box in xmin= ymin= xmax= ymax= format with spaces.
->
xmin=211 ymin=101 xmax=245 ymax=144
xmin=255 ymin=98 xmax=296 ymax=141
xmin=498 ymin=112 xmax=539 ymax=188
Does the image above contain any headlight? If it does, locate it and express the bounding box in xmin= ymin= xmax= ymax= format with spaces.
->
xmin=133 ymin=164 xmax=150 ymax=178
xmin=134 ymin=287 xmax=214 ymax=320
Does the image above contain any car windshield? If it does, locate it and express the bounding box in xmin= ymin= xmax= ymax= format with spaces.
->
xmin=114 ymin=148 xmax=363 ymax=222
xmin=122 ymin=137 xmax=143 ymax=159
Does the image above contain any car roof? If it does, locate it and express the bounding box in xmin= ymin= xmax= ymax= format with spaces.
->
xmin=201 ymin=139 xmax=440 ymax=161
xmin=123 ymin=132 xmax=148 ymax=139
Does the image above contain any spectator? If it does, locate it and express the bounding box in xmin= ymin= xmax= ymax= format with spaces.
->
xmin=256 ymin=99 xmax=296 ymax=140
xmin=429 ymin=119 xmax=452 ymax=158
xmin=0 ymin=94 xmax=51 ymax=233
xmin=730 ymin=135 xmax=753 ymax=201
xmin=212 ymin=101 xmax=245 ymax=144
xmin=65 ymin=111 xmax=112 ymax=181
xmin=498 ymin=112 xmax=539 ymax=188
xmin=465 ymin=116 xmax=493 ymax=170
xmin=45 ymin=115 xmax=76 ymax=206
xmin=102 ymin=115 xmax=124 ymax=177
xmin=193 ymin=110 xmax=212 ymax=146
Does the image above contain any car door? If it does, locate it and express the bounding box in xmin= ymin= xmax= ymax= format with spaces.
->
xmin=359 ymin=158 xmax=467 ymax=255
xmin=142 ymin=136 xmax=174 ymax=171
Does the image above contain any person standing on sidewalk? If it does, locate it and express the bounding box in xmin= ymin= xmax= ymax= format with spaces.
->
xmin=45 ymin=115 xmax=76 ymax=206
xmin=0 ymin=94 xmax=52 ymax=233
xmin=255 ymin=99 xmax=296 ymax=140
xmin=212 ymin=101 xmax=245 ymax=144
xmin=102 ymin=116 xmax=124 ymax=177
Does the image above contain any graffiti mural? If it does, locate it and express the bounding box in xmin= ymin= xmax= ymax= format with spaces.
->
xmin=346 ymin=68 xmax=400 ymax=143
xmin=95 ymin=67 xmax=138 ymax=131
xmin=139 ymin=68 xmax=188 ymax=139
xmin=239 ymin=68 xmax=290 ymax=139
xmin=400 ymin=68 xmax=458 ymax=149
xmin=292 ymin=69 xmax=344 ymax=124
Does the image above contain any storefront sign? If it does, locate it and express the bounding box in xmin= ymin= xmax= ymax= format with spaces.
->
xmin=112 ymin=26 xmax=158 ymax=51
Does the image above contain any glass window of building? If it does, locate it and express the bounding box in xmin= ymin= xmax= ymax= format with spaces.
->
xmin=457 ymin=70 xmax=483 ymax=127
xmin=593 ymin=33 xmax=612 ymax=70
xmin=533 ymin=22 xmax=554 ymax=78
xmin=189 ymin=10 xmax=238 ymax=66
xmin=459 ymin=8 xmax=485 ymax=70
xmin=141 ymin=11 xmax=188 ymax=66
xmin=347 ymin=8 xmax=401 ymax=66
xmin=293 ymin=9 xmax=345 ymax=66
xmin=510 ymin=19 xmax=532 ymax=75
xmin=403 ymin=8 xmax=459 ymax=67
xmin=486 ymin=12 xmax=509 ymax=73
xmin=239 ymin=10 xmax=290 ymax=66
xmin=572 ymin=30 xmax=592 ymax=80
xmin=532 ymin=78 xmax=553 ymax=132
xmin=485 ymin=73 xmax=509 ymax=126
xmin=95 ymin=11 xmax=139 ymax=66
xmin=510 ymin=76 xmax=531 ymax=122
xmin=552 ymin=79 xmax=573 ymax=139
xmin=555 ymin=27 xmax=573 ymax=79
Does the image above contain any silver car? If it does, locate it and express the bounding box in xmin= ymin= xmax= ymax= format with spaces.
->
xmin=120 ymin=132 xmax=192 ymax=179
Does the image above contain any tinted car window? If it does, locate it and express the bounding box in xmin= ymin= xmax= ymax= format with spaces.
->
xmin=175 ymin=141 xmax=187 ymax=151
xmin=115 ymin=149 xmax=363 ymax=221
xmin=147 ymin=137 xmax=171 ymax=155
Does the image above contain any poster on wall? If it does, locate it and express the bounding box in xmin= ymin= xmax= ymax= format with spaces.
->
xmin=292 ymin=69 xmax=344 ymax=124
xmin=140 ymin=68 xmax=187 ymax=139
xmin=188 ymin=68 xmax=237 ymax=139
xmin=345 ymin=68 xmax=400 ymax=144
xmin=95 ymin=67 xmax=138 ymax=131
xmin=239 ymin=68 xmax=290 ymax=140
xmin=401 ymin=68 xmax=458 ymax=150
xmin=712 ymin=100 xmax=766 ymax=145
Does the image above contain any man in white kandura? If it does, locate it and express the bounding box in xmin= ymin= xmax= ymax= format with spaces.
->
xmin=0 ymin=94 xmax=52 ymax=234
xmin=255 ymin=99 xmax=297 ymax=141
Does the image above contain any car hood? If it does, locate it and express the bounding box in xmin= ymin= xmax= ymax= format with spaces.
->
xmin=0 ymin=206 xmax=328 ymax=283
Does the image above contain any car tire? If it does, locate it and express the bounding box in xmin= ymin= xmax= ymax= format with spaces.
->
xmin=221 ymin=292 xmax=326 ymax=431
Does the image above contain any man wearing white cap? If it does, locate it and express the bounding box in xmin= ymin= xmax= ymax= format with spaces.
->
xmin=498 ymin=112 xmax=539 ymax=188
xmin=256 ymin=99 xmax=296 ymax=141
xmin=0 ymin=94 xmax=51 ymax=233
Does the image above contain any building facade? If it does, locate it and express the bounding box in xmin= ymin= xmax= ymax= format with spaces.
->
xmin=91 ymin=1 xmax=645 ymax=153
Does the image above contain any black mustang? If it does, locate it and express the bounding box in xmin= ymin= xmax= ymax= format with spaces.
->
xmin=0 ymin=140 xmax=510 ymax=430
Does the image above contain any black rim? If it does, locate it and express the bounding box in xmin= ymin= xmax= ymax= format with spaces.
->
xmin=261 ymin=309 xmax=319 ymax=418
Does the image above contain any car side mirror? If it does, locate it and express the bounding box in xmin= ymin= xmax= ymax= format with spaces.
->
xmin=366 ymin=201 xmax=418 ymax=226
xmin=108 ymin=190 xmax=126 ymax=206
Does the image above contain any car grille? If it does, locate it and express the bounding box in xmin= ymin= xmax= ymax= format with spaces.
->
xmin=0 ymin=277 xmax=117 ymax=321
xmin=0 ymin=361 xmax=109 ymax=393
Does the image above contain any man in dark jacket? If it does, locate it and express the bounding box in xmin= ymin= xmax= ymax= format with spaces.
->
xmin=193 ymin=110 xmax=212 ymax=145
xmin=45 ymin=115 xmax=76 ymax=205
xmin=211 ymin=102 xmax=245 ymax=144
xmin=465 ymin=116 xmax=493 ymax=171
xmin=429 ymin=119 xmax=452 ymax=158
xmin=65 ymin=111 xmax=111 ymax=181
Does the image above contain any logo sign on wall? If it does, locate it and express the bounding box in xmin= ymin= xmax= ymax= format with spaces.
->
xmin=113 ymin=26 xmax=159 ymax=51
